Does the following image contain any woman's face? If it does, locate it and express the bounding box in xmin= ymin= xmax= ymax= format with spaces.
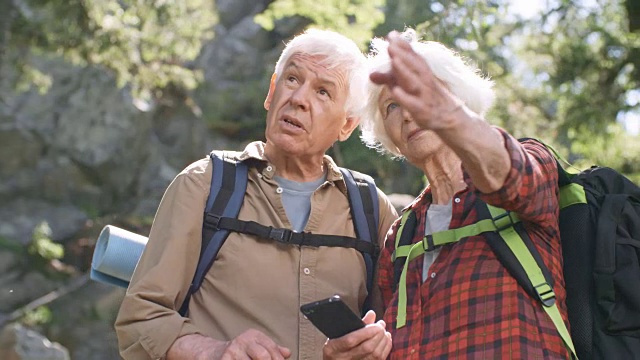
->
xmin=378 ymin=86 xmax=443 ymax=166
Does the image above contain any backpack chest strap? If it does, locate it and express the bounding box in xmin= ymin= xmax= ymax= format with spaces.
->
xmin=204 ymin=213 xmax=379 ymax=256
xmin=391 ymin=211 xmax=521 ymax=261
xmin=392 ymin=207 xmax=521 ymax=328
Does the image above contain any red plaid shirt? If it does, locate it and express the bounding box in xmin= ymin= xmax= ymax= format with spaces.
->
xmin=379 ymin=130 xmax=570 ymax=359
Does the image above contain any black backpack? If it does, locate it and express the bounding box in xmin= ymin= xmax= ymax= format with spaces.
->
xmin=178 ymin=151 xmax=381 ymax=316
xmin=391 ymin=142 xmax=640 ymax=359
xmin=559 ymin=165 xmax=640 ymax=359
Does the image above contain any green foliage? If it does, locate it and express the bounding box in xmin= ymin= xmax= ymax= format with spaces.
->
xmin=4 ymin=0 xmax=217 ymax=100
xmin=254 ymin=0 xmax=385 ymax=48
xmin=523 ymin=2 xmax=636 ymax=129
xmin=14 ymin=63 xmax=53 ymax=94
xmin=506 ymin=0 xmax=640 ymax=176
xmin=28 ymin=222 xmax=64 ymax=261
xmin=22 ymin=306 xmax=53 ymax=327
xmin=570 ymin=123 xmax=640 ymax=171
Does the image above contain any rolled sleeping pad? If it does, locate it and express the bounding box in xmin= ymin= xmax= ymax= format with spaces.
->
xmin=90 ymin=225 xmax=148 ymax=288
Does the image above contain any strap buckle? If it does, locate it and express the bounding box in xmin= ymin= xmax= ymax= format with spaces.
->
xmin=491 ymin=211 xmax=516 ymax=232
xmin=372 ymin=243 xmax=381 ymax=258
xmin=534 ymin=282 xmax=556 ymax=307
xmin=422 ymin=234 xmax=436 ymax=252
xmin=203 ymin=213 xmax=221 ymax=230
xmin=268 ymin=227 xmax=293 ymax=243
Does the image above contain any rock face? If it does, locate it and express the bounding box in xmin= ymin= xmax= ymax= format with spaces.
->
xmin=0 ymin=324 xmax=69 ymax=360
xmin=0 ymin=0 xmax=285 ymax=356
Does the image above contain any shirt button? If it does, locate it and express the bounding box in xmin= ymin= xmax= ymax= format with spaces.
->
xmin=257 ymin=173 xmax=263 ymax=178
xmin=454 ymin=197 xmax=461 ymax=203
xmin=303 ymin=268 xmax=311 ymax=275
xmin=276 ymin=187 xmax=283 ymax=194
xmin=410 ymin=349 xmax=416 ymax=354
xmin=430 ymin=272 xmax=436 ymax=279
xmin=266 ymin=165 xmax=273 ymax=172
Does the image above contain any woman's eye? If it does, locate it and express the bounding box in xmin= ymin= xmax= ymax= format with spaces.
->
xmin=386 ymin=102 xmax=399 ymax=113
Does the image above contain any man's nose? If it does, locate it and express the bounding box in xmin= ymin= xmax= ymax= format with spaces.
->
xmin=290 ymin=84 xmax=310 ymax=111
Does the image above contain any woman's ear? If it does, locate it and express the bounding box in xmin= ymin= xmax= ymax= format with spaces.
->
xmin=264 ymin=73 xmax=277 ymax=110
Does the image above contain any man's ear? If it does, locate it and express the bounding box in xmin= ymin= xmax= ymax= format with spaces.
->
xmin=264 ymin=73 xmax=277 ymax=110
xmin=337 ymin=115 xmax=361 ymax=142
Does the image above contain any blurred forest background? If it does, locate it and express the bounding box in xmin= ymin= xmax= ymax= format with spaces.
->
xmin=0 ymin=0 xmax=639 ymax=358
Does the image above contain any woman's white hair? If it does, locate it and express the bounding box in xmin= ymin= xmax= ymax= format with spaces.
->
xmin=360 ymin=29 xmax=496 ymax=157
xmin=273 ymin=28 xmax=368 ymax=118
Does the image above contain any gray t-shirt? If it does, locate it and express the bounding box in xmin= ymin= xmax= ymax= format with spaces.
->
xmin=422 ymin=200 xmax=453 ymax=282
xmin=274 ymin=174 xmax=327 ymax=232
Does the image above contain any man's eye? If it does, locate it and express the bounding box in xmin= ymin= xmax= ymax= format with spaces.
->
xmin=319 ymin=89 xmax=330 ymax=97
xmin=287 ymin=76 xmax=297 ymax=83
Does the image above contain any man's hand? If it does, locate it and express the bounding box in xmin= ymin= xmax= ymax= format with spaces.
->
xmin=322 ymin=310 xmax=392 ymax=360
xmin=167 ymin=330 xmax=291 ymax=360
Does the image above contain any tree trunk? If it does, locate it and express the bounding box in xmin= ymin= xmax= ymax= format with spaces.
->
xmin=627 ymin=0 xmax=640 ymax=32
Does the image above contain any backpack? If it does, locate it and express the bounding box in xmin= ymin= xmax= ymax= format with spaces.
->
xmin=391 ymin=141 xmax=640 ymax=360
xmin=178 ymin=151 xmax=380 ymax=316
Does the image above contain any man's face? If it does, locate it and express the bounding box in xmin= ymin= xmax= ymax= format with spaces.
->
xmin=264 ymin=53 xmax=356 ymax=159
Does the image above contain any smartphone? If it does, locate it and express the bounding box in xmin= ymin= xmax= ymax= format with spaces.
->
xmin=300 ymin=295 xmax=365 ymax=339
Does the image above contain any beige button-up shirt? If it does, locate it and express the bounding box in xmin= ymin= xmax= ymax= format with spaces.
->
xmin=115 ymin=141 xmax=398 ymax=360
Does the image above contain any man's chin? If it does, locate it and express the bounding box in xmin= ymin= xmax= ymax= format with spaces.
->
xmin=265 ymin=138 xmax=305 ymax=155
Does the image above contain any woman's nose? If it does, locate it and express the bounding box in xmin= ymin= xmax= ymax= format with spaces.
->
xmin=402 ymin=108 xmax=414 ymax=122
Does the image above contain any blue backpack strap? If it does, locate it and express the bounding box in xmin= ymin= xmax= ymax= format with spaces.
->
xmin=339 ymin=168 xmax=379 ymax=315
xmin=179 ymin=151 xmax=248 ymax=316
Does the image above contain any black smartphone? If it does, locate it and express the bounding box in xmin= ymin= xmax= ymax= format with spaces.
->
xmin=300 ymin=295 xmax=365 ymax=339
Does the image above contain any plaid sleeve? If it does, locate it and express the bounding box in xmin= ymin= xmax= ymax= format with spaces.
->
xmin=464 ymin=128 xmax=559 ymax=223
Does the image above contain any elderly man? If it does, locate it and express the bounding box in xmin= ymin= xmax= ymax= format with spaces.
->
xmin=114 ymin=29 xmax=396 ymax=360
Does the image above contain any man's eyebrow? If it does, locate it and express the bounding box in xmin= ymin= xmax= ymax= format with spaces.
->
xmin=285 ymin=60 xmax=339 ymax=88
xmin=317 ymin=78 xmax=338 ymax=89
xmin=284 ymin=61 xmax=300 ymax=71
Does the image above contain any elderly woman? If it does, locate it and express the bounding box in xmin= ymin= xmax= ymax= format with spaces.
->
xmin=357 ymin=30 xmax=575 ymax=359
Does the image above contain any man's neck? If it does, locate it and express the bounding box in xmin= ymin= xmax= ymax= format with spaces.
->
xmin=264 ymin=146 xmax=326 ymax=182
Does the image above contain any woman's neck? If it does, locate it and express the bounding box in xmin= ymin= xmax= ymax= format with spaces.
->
xmin=419 ymin=150 xmax=466 ymax=205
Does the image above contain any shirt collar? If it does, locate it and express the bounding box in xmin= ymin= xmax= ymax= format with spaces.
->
xmin=234 ymin=141 xmax=345 ymax=188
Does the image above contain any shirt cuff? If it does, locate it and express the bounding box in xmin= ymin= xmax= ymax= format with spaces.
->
xmin=463 ymin=127 xmax=525 ymax=203
xmin=139 ymin=317 xmax=202 ymax=359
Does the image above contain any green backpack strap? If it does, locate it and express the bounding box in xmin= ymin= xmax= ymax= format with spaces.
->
xmin=486 ymin=204 xmax=578 ymax=359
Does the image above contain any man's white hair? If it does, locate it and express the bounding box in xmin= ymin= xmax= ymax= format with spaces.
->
xmin=360 ymin=29 xmax=496 ymax=157
xmin=274 ymin=28 xmax=368 ymax=118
